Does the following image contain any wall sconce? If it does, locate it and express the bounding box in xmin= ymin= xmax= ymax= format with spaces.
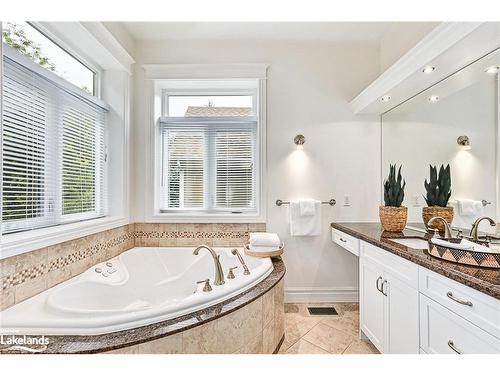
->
xmin=457 ymin=135 xmax=471 ymax=150
xmin=294 ymin=134 xmax=305 ymax=150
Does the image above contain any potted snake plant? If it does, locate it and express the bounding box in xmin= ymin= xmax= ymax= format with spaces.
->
xmin=422 ymin=164 xmax=453 ymax=233
xmin=380 ymin=164 xmax=407 ymax=232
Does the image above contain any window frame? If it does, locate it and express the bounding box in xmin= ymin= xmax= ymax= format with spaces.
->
xmin=148 ymin=77 xmax=267 ymax=223
xmin=1 ymin=44 xmax=109 ymax=235
xmin=27 ymin=22 xmax=101 ymax=97
xmin=159 ymin=115 xmax=258 ymax=215
xmin=1 ymin=21 xmax=134 ymax=260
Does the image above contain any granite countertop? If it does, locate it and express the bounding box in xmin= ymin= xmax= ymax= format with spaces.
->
xmin=0 ymin=257 xmax=285 ymax=354
xmin=331 ymin=222 xmax=500 ymax=300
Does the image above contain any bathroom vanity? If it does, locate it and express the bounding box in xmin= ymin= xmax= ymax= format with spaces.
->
xmin=331 ymin=223 xmax=500 ymax=354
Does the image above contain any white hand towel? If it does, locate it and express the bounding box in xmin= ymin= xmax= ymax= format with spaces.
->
xmin=430 ymin=238 xmax=474 ymax=250
xmin=289 ymin=200 xmax=321 ymax=236
xmin=249 ymin=232 xmax=280 ymax=248
xmin=299 ymin=199 xmax=317 ymax=216
xmin=449 ymin=200 xmax=483 ymax=229
xmin=461 ymin=239 xmax=499 ymax=254
xmin=457 ymin=199 xmax=483 ymax=216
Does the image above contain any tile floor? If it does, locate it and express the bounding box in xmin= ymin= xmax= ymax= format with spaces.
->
xmin=278 ymin=303 xmax=379 ymax=354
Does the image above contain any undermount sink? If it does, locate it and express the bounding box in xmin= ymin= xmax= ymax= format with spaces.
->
xmin=389 ymin=238 xmax=429 ymax=250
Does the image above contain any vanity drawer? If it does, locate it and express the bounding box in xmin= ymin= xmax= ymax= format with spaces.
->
xmin=360 ymin=241 xmax=418 ymax=289
xmin=420 ymin=294 xmax=500 ymax=354
xmin=419 ymin=267 xmax=500 ymax=339
xmin=332 ymin=229 xmax=359 ymax=256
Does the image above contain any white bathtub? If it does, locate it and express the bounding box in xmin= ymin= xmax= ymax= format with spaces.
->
xmin=0 ymin=247 xmax=273 ymax=335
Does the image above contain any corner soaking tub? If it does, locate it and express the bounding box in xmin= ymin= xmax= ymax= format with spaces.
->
xmin=0 ymin=247 xmax=273 ymax=335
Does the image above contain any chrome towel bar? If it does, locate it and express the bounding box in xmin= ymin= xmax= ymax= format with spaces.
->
xmin=275 ymin=199 xmax=336 ymax=207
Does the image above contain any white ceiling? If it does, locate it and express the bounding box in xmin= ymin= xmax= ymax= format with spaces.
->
xmin=121 ymin=22 xmax=390 ymax=42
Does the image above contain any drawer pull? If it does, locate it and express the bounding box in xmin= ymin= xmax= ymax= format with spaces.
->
xmin=381 ymin=280 xmax=388 ymax=296
xmin=447 ymin=340 xmax=462 ymax=354
xmin=446 ymin=292 xmax=473 ymax=307
xmin=376 ymin=276 xmax=383 ymax=292
xmin=339 ymin=238 xmax=347 ymax=243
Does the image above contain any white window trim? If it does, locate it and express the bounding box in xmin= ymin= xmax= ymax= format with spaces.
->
xmin=0 ymin=22 xmax=134 ymax=258
xmin=143 ymin=64 xmax=268 ymax=223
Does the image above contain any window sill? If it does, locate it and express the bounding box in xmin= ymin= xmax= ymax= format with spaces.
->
xmin=145 ymin=212 xmax=266 ymax=224
xmin=0 ymin=216 xmax=130 ymax=260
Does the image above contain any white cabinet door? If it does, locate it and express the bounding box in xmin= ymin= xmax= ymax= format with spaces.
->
xmin=360 ymin=256 xmax=385 ymax=352
xmin=385 ymin=271 xmax=420 ymax=353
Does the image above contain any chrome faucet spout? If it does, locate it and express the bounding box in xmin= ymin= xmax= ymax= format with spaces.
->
xmin=427 ymin=217 xmax=453 ymax=239
xmin=193 ymin=245 xmax=225 ymax=286
xmin=470 ymin=217 xmax=496 ymax=240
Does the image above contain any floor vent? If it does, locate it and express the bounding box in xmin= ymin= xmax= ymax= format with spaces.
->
xmin=307 ymin=307 xmax=338 ymax=316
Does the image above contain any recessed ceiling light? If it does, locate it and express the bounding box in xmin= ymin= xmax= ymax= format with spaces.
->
xmin=422 ymin=66 xmax=435 ymax=74
xmin=485 ymin=66 xmax=499 ymax=74
xmin=381 ymin=95 xmax=391 ymax=102
xmin=428 ymin=95 xmax=439 ymax=103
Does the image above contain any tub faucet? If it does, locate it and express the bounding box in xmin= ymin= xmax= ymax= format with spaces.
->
xmin=193 ymin=245 xmax=225 ymax=286
xmin=427 ymin=217 xmax=453 ymax=239
xmin=470 ymin=217 xmax=496 ymax=241
xmin=231 ymin=249 xmax=250 ymax=275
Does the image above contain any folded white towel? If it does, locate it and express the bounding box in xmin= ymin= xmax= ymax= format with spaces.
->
xmin=299 ymin=199 xmax=318 ymax=216
xmin=457 ymin=199 xmax=483 ymax=216
xmin=461 ymin=239 xmax=498 ymax=254
xmin=289 ymin=200 xmax=321 ymax=236
xmin=249 ymin=232 xmax=280 ymax=248
xmin=430 ymin=238 xmax=474 ymax=250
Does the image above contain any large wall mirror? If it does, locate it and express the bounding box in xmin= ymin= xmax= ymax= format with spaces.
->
xmin=382 ymin=48 xmax=499 ymax=234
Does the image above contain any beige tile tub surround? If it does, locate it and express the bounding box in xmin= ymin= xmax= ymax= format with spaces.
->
xmin=107 ymin=279 xmax=285 ymax=354
xmin=0 ymin=222 xmax=266 ymax=311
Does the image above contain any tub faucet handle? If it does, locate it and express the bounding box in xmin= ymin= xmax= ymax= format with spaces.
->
xmin=196 ymin=279 xmax=212 ymax=292
xmin=227 ymin=266 xmax=238 ymax=279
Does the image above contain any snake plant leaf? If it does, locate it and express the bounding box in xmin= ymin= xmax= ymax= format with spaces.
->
xmin=383 ymin=164 xmax=406 ymax=207
xmin=424 ymin=163 xmax=452 ymax=207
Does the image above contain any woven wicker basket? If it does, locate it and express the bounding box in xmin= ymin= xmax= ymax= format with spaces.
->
xmin=379 ymin=206 xmax=408 ymax=232
xmin=422 ymin=206 xmax=454 ymax=234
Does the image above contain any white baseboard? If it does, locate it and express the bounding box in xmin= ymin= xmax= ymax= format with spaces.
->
xmin=284 ymin=287 xmax=359 ymax=303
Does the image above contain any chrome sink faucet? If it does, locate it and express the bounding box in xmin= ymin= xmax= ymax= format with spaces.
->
xmin=193 ymin=245 xmax=225 ymax=286
xmin=427 ymin=217 xmax=453 ymax=239
xmin=470 ymin=217 xmax=496 ymax=241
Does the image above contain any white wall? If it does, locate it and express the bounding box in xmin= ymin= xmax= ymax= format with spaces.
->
xmin=132 ymin=40 xmax=382 ymax=302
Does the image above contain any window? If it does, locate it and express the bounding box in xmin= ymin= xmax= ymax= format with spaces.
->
xmin=159 ymin=83 xmax=260 ymax=215
xmin=2 ymin=22 xmax=95 ymax=94
xmin=1 ymin=42 xmax=107 ymax=234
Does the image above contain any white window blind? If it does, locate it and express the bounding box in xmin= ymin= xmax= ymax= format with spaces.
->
xmin=2 ymin=54 xmax=107 ymax=234
xmin=160 ymin=117 xmax=257 ymax=213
